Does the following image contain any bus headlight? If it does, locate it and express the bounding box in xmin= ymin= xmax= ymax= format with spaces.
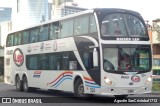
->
xmin=145 ymin=76 xmax=152 ymax=84
xmin=104 ymin=77 xmax=112 ymax=85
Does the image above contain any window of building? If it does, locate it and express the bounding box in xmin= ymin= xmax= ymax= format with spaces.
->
xmin=74 ymin=16 xmax=89 ymax=35
xmin=22 ymin=30 xmax=29 ymax=44
xmin=29 ymin=28 xmax=39 ymax=43
xmin=6 ymin=34 xmax=14 ymax=47
xmin=153 ymin=59 xmax=160 ymax=66
xmin=39 ymin=25 xmax=49 ymax=41
xmin=60 ymin=20 xmax=73 ymax=38
xmin=14 ymin=32 xmax=21 ymax=46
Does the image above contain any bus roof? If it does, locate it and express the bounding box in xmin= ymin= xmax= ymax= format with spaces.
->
xmin=7 ymin=9 xmax=94 ymax=34
xmin=7 ymin=8 xmax=141 ymax=35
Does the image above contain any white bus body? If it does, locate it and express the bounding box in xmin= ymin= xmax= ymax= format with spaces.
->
xmin=4 ymin=8 xmax=152 ymax=97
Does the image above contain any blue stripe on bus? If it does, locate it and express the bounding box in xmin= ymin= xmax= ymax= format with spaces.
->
xmin=54 ymin=78 xmax=73 ymax=88
xmin=85 ymin=81 xmax=96 ymax=85
xmin=85 ymin=84 xmax=100 ymax=88
xmin=50 ymin=75 xmax=72 ymax=87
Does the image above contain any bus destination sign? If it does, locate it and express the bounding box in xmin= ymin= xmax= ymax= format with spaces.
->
xmin=116 ymin=38 xmax=140 ymax=41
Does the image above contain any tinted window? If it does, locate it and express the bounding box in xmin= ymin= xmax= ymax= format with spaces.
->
xmin=6 ymin=34 xmax=14 ymax=47
xmin=62 ymin=52 xmax=69 ymax=70
xmin=124 ymin=14 xmax=146 ymax=37
xmin=60 ymin=20 xmax=73 ymax=38
xmin=27 ymin=55 xmax=38 ymax=70
xmin=101 ymin=13 xmax=147 ymax=37
xmin=49 ymin=22 xmax=59 ymax=40
xmin=27 ymin=52 xmax=82 ymax=70
xmin=29 ymin=28 xmax=39 ymax=43
xmin=74 ymin=16 xmax=89 ymax=35
xmin=14 ymin=32 xmax=21 ymax=46
xmin=39 ymin=25 xmax=49 ymax=41
xmin=40 ymin=54 xmax=49 ymax=70
xmin=90 ymin=15 xmax=97 ymax=33
xmin=80 ymin=50 xmax=93 ymax=70
xmin=22 ymin=30 xmax=29 ymax=44
xmin=49 ymin=53 xmax=61 ymax=70
xmin=101 ymin=13 xmax=127 ymax=36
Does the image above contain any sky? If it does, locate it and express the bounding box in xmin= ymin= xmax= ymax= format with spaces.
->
xmin=75 ymin=0 xmax=160 ymax=24
xmin=0 ymin=0 xmax=160 ymax=24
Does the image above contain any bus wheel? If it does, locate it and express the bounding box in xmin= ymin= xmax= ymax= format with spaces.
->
xmin=74 ymin=79 xmax=86 ymax=97
xmin=15 ymin=76 xmax=23 ymax=91
xmin=22 ymin=76 xmax=29 ymax=92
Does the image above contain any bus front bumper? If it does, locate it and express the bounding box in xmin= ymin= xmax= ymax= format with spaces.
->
xmin=100 ymin=86 xmax=152 ymax=95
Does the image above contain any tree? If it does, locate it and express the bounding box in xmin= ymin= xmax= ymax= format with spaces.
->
xmin=153 ymin=23 xmax=160 ymax=41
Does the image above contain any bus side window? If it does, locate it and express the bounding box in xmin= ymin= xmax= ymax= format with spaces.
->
xmin=80 ymin=51 xmax=93 ymax=70
xmin=14 ymin=32 xmax=21 ymax=46
xmin=74 ymin=16 xmax=89 ymax=36
xmin=30 ymin=28 xmax=39 ymax=43
xmin=60 ymin=20 xmax=73 ymax=38
xmin=61 ymin=52 xmax=69 ymax=70
xmin=39 ymin=54 xmax=49 ymax=70
xmin=69 ymin=52 xmax=82 ymax=70
xmin=90 ymin=15 xmax=97 ymax=33
xmin=49 ymin=22 xmax=59 ymax=40
xmin=39 ymin=25 xmax=49 ymax=41
xmin=22 ymin=30 xmax=29 ymax=44
xmin=49 ymin=53 xmax=61 ymax=70
xmin=7 ymin=34 xmax=13 ymax=47
xmin=27 ymin=55 xmax=38 ymax=70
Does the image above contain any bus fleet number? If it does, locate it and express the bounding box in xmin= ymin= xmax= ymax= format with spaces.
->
xmin=90 ymin=88 xmax=95 ymax=93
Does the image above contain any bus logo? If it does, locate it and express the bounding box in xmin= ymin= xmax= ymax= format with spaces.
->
xmin=131 ymin=76 xmax=140 ymax=82
xmin=13 ymin=48 xmax=24 ymax=67
xmin=53 ymin=41 xmax=57 ymax=51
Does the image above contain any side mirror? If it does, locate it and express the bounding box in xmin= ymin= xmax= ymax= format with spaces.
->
xmin=93 ymin=48 xmax=98 ymax=67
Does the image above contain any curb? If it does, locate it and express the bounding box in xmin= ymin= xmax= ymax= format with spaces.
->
xmin=151 ymin=91 xmax=160 ymax=95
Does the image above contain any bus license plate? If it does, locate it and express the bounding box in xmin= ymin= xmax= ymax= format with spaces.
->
xmin=128 ymin=89 xmax=134 ymax=93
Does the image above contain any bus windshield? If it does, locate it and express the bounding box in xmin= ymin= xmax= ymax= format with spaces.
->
xmin=103 ymin=45 xmax=151 ymax=72
xmin=101 ymin=13 xmax=147 ymax=37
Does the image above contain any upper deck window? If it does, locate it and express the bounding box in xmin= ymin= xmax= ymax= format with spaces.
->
xmin=14 ymin=32 xmax=21 ymax=46
xmin=74 ymin=16 xmax=89 ymax=35
xmin=101 ymin=13 xmax=147 ymax=38
xmin=29 ymin=28 xmax=39 ymax=43
xmin=6 ymin=34 xmax=14 ymax=47
xmin=124 ymin=14 xmax=146 ymax=37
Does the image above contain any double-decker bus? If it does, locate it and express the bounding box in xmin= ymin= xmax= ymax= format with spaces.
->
xmin=4 ymin=8 xmax=152 ymax=97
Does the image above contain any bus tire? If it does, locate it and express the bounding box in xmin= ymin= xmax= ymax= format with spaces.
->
xmin=74 ymin=79 xmax=86 ymax=97
xmin=22 ymin=76 xmax=29 ymax=92
xmin=15 ymin=76 xmax=23 ymax=91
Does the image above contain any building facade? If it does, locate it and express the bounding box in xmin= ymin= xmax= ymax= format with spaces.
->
xmin=12 ymin=0 xmax=50 ymax=30
xmin=0 ymin=7 xmax=12 ymax=22
xmin=151 ymin=19 xmax=160 ymax=76
xmin=52 ymin=0 xmax=86 ymax=19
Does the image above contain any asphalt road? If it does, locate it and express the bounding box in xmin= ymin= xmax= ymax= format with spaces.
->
xmin=0 ymin=83 xmax=159 ymax=106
